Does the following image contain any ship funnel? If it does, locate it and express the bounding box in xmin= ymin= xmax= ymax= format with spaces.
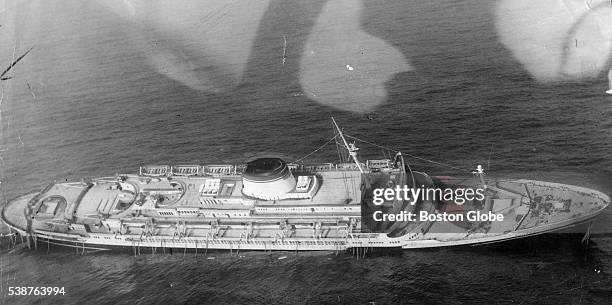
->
xmin=242 ymin=158 xmax=296 ymax=200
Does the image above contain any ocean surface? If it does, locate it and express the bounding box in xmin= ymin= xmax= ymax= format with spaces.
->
xmin=1 ymin=0 xmax=612 ymax=304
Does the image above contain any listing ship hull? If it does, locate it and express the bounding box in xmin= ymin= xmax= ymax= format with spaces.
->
xmin=2 ymin=162 xmax=609 ymax=252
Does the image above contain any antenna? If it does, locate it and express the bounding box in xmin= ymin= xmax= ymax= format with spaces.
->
xmin=331 ymin=117 xmax=364 ymax=173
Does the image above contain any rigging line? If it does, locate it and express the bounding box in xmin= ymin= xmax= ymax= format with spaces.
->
xmin=336 ymin=138 xmax=351 ymax=198
xmin=332 ymin=126 xmax=351 ymax=197
xmin=291 ymin=135 xmax=338 ymax=163
xmin=333 ymin=128 xmax=349 ymax=196
xmin=344 ymin=134 xmax=398 ymax=152
xmin=401 ymin=152 xmax=471 ymax=173
xmin=333 ymin=126 xmax=345 ymax=163
xmin=333 ymin=131 xmax=340 ymax=158
xmin=344 ymin=134 xmax=471 ymax=173
xmin=402 ymin=153 xmax=417 ymax=189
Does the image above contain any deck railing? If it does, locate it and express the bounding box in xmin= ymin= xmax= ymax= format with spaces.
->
xmin=139 ymin=159 xmax=391 ymax=177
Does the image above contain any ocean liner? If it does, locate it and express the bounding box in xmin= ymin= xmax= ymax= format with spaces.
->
xmin=1 ymin=119 xmax=609 ymax=252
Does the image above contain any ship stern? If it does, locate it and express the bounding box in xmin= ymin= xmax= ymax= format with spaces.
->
xmin=1 ymin=192 xmax=37 ymax=235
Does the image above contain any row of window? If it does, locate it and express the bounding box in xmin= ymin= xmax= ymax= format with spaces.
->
xmin=89 ymin=234 xmax=405 ymax=246
xmin=91 ymin=235 xmax=112 ymax=240
xmin=159 ymin=209 xmax=251 ymax=218
xmin=90 ymin=235 xmax=349 ymax=246
xmin=158 ymin=211 xmax=176 ymax=216
xmin=255 ymin=206 xmax=360 ymax=214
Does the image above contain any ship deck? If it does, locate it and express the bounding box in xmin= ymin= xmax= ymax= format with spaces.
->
xmin=2 ymin=169 xmax=609 ymax=251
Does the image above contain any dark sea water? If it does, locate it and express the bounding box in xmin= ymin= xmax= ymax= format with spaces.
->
xmin=1 ymin=0 xmax=612 ymax=304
